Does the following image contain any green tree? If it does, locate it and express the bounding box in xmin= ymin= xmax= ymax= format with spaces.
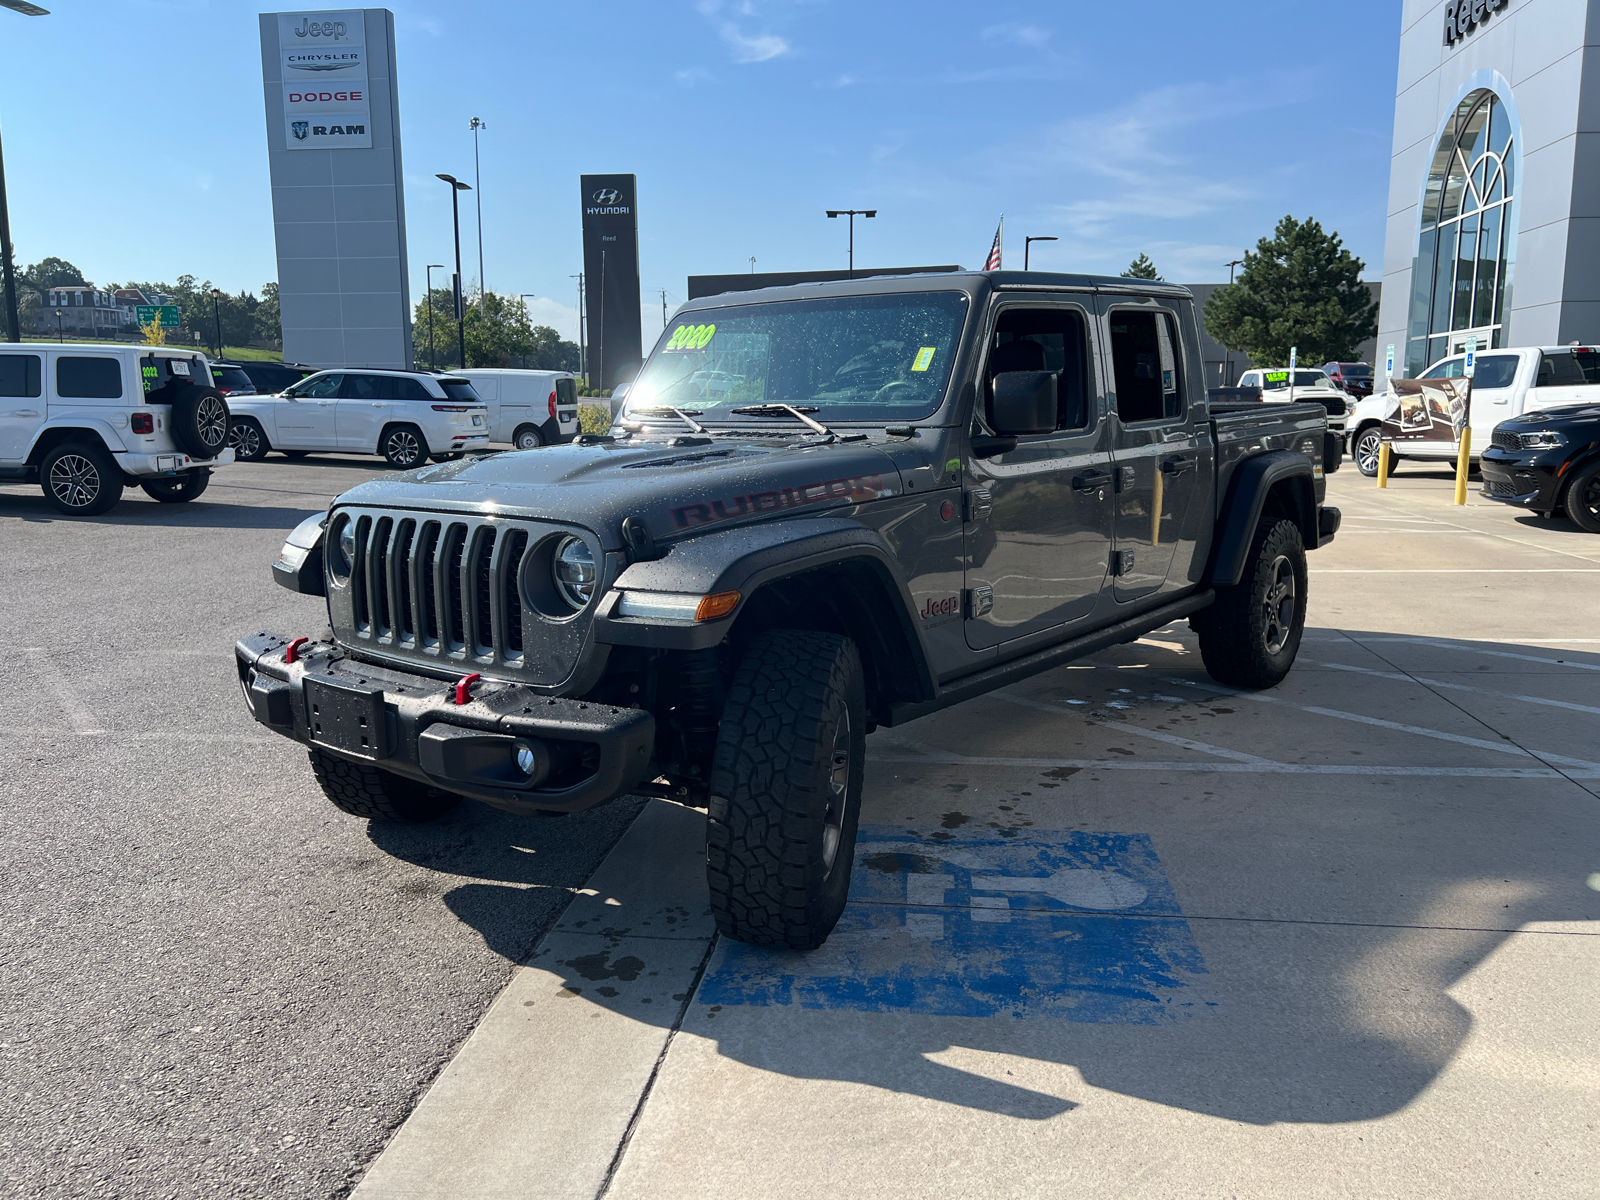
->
xmin=20 ymin=256 xmax=89 ymax=291
xmin=1121 ymin=253 xmax=1162 ymax=280
xmin=255 ymin=282 xmax=281 ymax=350
xmin=413 ymin=288 xmax=579 ymax=370
xmin=1204 ymin=215 xmax=1378 ymax=364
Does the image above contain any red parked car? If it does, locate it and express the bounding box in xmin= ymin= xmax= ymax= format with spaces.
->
xmin=1322 ymin=361 xmax=1374 ymax=398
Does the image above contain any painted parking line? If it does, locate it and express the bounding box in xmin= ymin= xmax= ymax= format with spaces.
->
xmin=1316 ymin=661 xmax=1600 ymax=718
xmin=699 ymin=827 xmax=1215 ymax=1024
xmin=1345 ymin=636 xmax=1600 ymax=672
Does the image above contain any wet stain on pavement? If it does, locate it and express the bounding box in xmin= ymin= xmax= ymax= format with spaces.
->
xmin=563 ymin=951 xmax=647 ymax=983
xmin=940 ymin=811 xmax=972 ymax=829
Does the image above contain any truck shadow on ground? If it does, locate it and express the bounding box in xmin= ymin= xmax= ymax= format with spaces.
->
xmin=458 ymin=626 xmax=1599 ymax=1127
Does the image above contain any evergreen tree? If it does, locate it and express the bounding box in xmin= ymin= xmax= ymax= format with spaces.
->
xmin=1204 ymin=215 xmax=1377 ymax=364
xmin=1121 ymin=253 xmax=1162 ymax=280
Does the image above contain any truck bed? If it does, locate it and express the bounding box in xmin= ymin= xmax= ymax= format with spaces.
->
xmin=1210 ymin=401 xmax=1330 ymax=520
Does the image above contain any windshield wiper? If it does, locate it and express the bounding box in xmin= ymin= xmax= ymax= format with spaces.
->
xmin=629 ymin=406 xmax=707 ymax=434
xmin=729 ymin=403 xmax=836 ymax=438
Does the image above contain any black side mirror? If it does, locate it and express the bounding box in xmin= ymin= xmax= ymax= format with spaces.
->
xmin=991 ymin=370 xmax=1056 ymax=435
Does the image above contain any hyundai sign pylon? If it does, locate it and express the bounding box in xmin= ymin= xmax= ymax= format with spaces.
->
xmin=580 ymin=174 xmax=642 ymax=392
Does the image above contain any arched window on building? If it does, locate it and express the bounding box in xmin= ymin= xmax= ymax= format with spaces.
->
xmin=1407 ymin=88 xmax=1517 ymax=376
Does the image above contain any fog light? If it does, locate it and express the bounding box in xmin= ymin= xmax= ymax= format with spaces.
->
xmin=516 ymin=745 xmax=537 ymax=775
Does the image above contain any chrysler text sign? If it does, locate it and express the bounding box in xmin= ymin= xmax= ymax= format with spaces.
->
xmin=278 ymin=10 xmax=371 ymax=149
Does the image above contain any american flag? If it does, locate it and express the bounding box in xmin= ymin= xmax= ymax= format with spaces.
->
xmin=983 ymin=216 xmax=1003 ymax=271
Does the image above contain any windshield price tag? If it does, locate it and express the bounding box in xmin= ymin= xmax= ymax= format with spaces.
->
xmin=911 ymin=346 xmax=936 ymax=372
xmin=664 ymin=323 xmax=716 ymax=352
xmin=1263 ymin=370 xmax=1288 ymax=385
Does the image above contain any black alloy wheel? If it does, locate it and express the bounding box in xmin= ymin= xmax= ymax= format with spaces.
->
xmin=1192 ymin=517 xmax=1308 ymax=689
xmin=382 ymin=425 xmax=426 ymax=469
xmin=1565 ymin=460 xmax=1600 ymax=533
xmin=39 ymin=441 xmax=124 ymax=516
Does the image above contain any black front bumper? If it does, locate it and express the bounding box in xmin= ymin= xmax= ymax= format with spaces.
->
xmin=236 ymin=632 xmax=655 ymax=816
xmin=1480 ymin=448 xmax=1563 ymax=509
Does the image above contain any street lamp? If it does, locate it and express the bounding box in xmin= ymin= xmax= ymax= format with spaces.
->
xmin=54 ymin=308 xmax=62 ymax=342
xmin=1024 ymin=235 xmax=1058 ymax=271
xmin=424 ymin=264 xmax=444 ymax=368
xmin=825 ymin=208 xmax=876 ymax=276
xmin=1222 ymin=258 xmax=1245 ymax=385
xmin=469 ymin=117 xmax=487 ymax=312
xmin=436 ymin=173 xmax=472 ymax=369
xmin=570 ymin=274 xmax=586 ymax=382
xmin=1 ymin=0 xmax=50 ymax=343
xmin=210 ymin=288 xmax=223 ymax=359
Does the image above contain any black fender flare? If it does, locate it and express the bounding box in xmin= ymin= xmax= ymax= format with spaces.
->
xmin=592 ymin=515 xmax=938 ymax=704
xmin=1557 ymin=441 xmax=1600 ymax=507
xmin=1205 ymin=450 xmax=1319 ymax=587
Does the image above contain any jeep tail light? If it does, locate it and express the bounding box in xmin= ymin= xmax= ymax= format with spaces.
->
xmin=614 ymin=589 xmax=741 ymax=623
xmin=431 ymin=404 xmax=471 ymax=412
xmin=131 ymin=412 xmax=154 ymax=434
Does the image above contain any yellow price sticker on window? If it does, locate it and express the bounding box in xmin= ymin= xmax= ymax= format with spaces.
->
xmin=911 ymin=346 xmax=936 ymax=372
xmin=664 ymin=322 xmax=716 ymax=352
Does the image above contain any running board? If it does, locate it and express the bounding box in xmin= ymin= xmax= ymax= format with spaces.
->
xmin=883 ymin=589 xmax=1216 ymax=727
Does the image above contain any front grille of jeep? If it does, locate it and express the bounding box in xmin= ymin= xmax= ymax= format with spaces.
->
xmin=332 ymin=508 xmax=596 ymax=684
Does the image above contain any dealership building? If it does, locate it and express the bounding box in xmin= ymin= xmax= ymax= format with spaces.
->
xmin=1377 ymin=0 xmax=1600 ymax=380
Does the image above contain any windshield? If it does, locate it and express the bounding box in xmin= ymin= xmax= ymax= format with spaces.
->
xmin=625 ymin=291 xmax=970 ymax=423
xmin=1261 ymin=370 xmax=1328 ymax=389
xmin=439 ymin=380 xmax=483 ymax=403
xmin=1339 ymin=364 xmax=1372 ymax=378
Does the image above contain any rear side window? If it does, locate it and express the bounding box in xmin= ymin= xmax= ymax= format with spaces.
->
xmin=439 ymin=381 xmax=482 ymax=403
xmin=1568 ymin=348 xmax=1600 ymax=384
xmin=341 ymin=373 xmax=388 ymax=400
xmin=393 ymin=377 xmax=432 ymax=401
xmin=0 ymin=354 xmax=42 ymax=397
xmin=989 ymin=307 xmax=1092 ymax=431
xmin=57 ymin=356 xmax=123 ymax=398
xmin=1472 ymin=354 xmax=1519 ymax=389
xmin=1109 ymin=310 xmax=1182 ymax=423
xmin=1536 ymin=351 xmax=1586 ymax=387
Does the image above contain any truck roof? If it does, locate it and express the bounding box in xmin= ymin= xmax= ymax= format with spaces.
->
xmin=674 ymin=269 xmax=1193 ymax=314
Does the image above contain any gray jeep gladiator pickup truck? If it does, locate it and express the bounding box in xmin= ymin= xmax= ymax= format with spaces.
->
xmin=237 ymin=270 xmax=1339 ymax=950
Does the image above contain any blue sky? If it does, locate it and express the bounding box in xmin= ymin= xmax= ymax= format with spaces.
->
xmin=1 ymin=1 xmax=1402 ymax=342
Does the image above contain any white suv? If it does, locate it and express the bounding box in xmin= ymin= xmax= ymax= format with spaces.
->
xmin=0 ymin=342 xmax=234 ymax=515
xmin=226 ymin=368 xmax=490 ymax=469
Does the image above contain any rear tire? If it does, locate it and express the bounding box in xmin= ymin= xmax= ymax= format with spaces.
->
xmin=308 ymin=749 xmax=461 ymax=822
xmin=1353 ymin=425 xmax=1383 ymax=477
xmin=1194 ymin=517 xmax=1307 ymax=689
xmin=1564 ymin=461 xmax=1600 ymax=533
xmin=381 ymin=423 xmax=427 ymax=469
xmin=513 ymin=424 xmax=543 ymax=450
xmin=228 ymin=418 xmax=270 ymax=462
xmin=169 ymin=386 xmax=231 ymax=459
xmin=706 ymin=630 xmax=866 ymax=950
xmin=39 ymin=441 xmax=124 ymax=516
xmin=141 ymin=467 xmax=211 ymax=503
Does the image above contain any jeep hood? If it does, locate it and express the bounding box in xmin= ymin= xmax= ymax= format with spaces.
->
xmin=330 ymin=438 xmax=907 ymax=549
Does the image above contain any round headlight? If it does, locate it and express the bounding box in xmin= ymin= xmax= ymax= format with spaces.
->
xmin=328 ymin=517 xmax=355 ymax=583
xmin=552 ymin=536 xmax=596 ymax=609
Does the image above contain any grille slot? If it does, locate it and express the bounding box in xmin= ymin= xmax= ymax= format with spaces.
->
xmin=1486 ymin=480 xmax=1517 ymax=496
xmin=331 ymin=508 xmax=563 ymax=674
xmin=1491 ymin=429 xmax=1522 ymax=451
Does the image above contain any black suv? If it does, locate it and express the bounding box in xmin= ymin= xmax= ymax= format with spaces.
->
xmin=1480 ymin=403 xmax=1600 ymax=532
xmin=214 ymin=359 xmax=319 ymax=396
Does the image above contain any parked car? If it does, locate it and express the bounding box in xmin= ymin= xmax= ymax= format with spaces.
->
xmin=208 ymin=363 xmax=259 ymax=397
xmin=1236 ymin=368 xmax=1352 ymax=443
xmin=226 ymin=368 xmax=489 ymax=468
xmin=452 ymin=369 xmax=579 ymax=448
xmin=1322 ymin=361 xmax=1374 ymax=399
xmin=1348 ymin=346 xmax=1600 ymax=476
xmin=1480 ymin=401 xmax=1600 ymax=531
xmin=214 ymin=359 xmax=319 ymax=396
xmin=238 ymin=269 xmax=1339 ymax=951
xmin=0 ymin=342 xmax=232 ymax=514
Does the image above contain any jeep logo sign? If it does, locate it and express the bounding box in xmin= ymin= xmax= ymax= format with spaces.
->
xmin=1445 ymin=0 xmax=1507 ymax=44
xmin=293 ymin=17 xmax=348 ymax=39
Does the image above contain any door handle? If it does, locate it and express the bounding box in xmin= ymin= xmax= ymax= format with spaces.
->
xmin=13 ymin=409 xmax=39 ymax=417
xmin=318 ymin=400 xmax=335 ymax=406
xmin=1161 ymin=455 xmax=1196 ymax=475
xmin=372 ymin=402 xmax=384 ymax=408
xmin=1072 ymin=470 xmax=1113 ymax=492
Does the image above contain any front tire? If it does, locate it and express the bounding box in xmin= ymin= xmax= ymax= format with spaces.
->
xmin=1564 ymin=460 xmax=1600 ymax=533
xmin=513 ymin=424 xmax=544 ymax=450
xmin=308 ymin=749 xmax=461 ymax=822
xmin=1194 ymin=517 xmax=1308 ymax=689
xmin=1353 ymin=425 xmax=1383 ymax=477
xmin=380 ymin=424 xmax=427 ymax=469
xmin=39 ymin=441 xmax=124 ymax=516
xmin=141 ymin=467 xmax=211 ymax=503
xmin=707 ymin=630 xmax=866 ymax=950
xmin=228 ymin=418 xmax=270 ymax=462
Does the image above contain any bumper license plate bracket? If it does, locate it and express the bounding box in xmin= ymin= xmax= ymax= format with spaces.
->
xmin=304 ymin=675 xmax=389 ymax=760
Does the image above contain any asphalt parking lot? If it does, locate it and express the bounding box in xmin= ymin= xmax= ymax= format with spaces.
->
xmin=3 ymin=457 xmax=1599 ymax=1199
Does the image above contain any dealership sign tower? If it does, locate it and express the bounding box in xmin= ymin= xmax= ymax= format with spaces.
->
xmin=259 ymin=9 xmax=413 ymax=368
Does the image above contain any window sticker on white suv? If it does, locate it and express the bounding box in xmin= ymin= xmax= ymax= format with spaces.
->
xmin=170 ymin=359 xmax=191 ymax=376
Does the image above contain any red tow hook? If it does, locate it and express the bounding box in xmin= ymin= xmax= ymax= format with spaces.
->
xmin=284 ymin=636 xmax=310 ymax=664
xmin=453 ymin=672 xmax=481 ymax=705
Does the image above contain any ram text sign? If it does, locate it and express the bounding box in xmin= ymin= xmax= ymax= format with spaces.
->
xmin=279 ymin=10 xmax=371 ymax=148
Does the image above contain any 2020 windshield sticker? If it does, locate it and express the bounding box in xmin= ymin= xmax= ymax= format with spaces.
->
xmin=664 ymin=323 xmax=716 ymax=352
xmin=911 ymin=346 xmax=936 ymax=372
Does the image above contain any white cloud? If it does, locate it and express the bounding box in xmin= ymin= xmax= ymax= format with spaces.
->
xmin=815 ymin=73 xmax=855 ymax=89
xmin=981 ymin=22 xmax=1051 ymax=48
xmin=675 ymin=66 xmax=711 ymax=87
xmin=719 ymin=23 xmax=790 ymax=63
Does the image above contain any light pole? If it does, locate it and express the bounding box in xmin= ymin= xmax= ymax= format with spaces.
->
xmin=210 ymin=288 xmax=223 ymax=359
xmin=437 ymin=173 xmax=471 ymax=369
xmin=571 ymin=274 xmax=586 ymax=383
xmin=1 ymin=1 xmax=51 ymax=343
xmin=748 ymin=256 xmax=755 ymax=274
xmin=54 ymin=308 xmax=62 ymax=342
xmin=469 ymin=117 xmax=487 ymax=312
xmin=424 ymin=264 xmax=443 ymax=368
xmin=1222 ymin=258 xmax=1244 ymax=385
xmin=659 ymin=288 xmax=668 ymax=328
xmin=1024 ymin=235 xmax=1058 ymax=270
xmin=825 ymin=208 xmax=876 ymax=276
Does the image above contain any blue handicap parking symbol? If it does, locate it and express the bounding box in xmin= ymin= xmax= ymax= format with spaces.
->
xmin=699 ymin=826 xmax=1216 ymax=1023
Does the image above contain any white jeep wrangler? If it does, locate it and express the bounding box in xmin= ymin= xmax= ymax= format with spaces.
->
xmin=0 ymin=343 xmax=233 ymax=515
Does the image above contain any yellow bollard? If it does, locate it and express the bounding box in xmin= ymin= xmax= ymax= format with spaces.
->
xmin=1376 ymin=442 xmax=1390 ymax=488
xmin=1453 ymin=427 xmax=1472 ymax=505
